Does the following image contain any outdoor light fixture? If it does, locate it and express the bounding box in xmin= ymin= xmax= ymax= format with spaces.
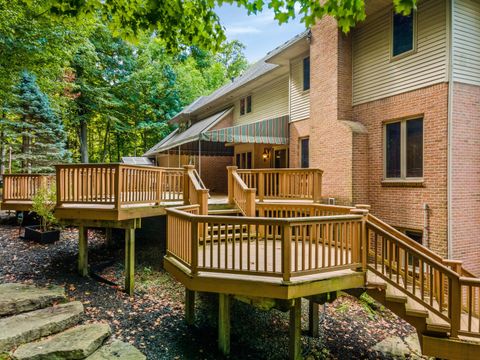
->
xmin=262 ymin=148 xmax=271 ymax=161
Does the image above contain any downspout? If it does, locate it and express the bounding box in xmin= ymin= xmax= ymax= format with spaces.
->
xmin=447 ymin=0 xmax=454 ymax=259
xmin=198 ymin=139 xmax=202 ymax=177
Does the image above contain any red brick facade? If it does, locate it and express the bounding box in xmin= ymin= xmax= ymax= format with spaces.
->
xmin=451 ymin=82 xmax=480 ymax=274
xmin=305 ymin=16 xmax=450 ymax=259
xmin=352 ymin=84 xmax=449 ymax=258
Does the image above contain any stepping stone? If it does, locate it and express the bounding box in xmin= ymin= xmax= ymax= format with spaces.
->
xmin=12 ymin=323 xmax=111 ymax=360
xmin=86 ymin=340 xmax=146 ymax=360
xmin=0 ymin=283 xmax=65 ymax=317
xmin=0 ymin=301 xmax=84 ymax=352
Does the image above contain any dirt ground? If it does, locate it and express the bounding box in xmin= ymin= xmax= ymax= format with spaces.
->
xmin=0 ymin=218 xmax=421 ymax=359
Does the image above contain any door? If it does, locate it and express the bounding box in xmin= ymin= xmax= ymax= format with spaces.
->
xmin=274 ymin=149 xmax=287 ymax=168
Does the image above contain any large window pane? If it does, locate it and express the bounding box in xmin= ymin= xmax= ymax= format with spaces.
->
xmin=393 ymin=12 xmax=414 ymax=57
xmin=386 ymin=122 xmax=401 ymax=178
xmin=406 ymin=119 xmax=423 ymax=177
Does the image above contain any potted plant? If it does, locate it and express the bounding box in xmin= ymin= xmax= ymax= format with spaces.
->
xmin=25 ymin=183 xmax=60 ymax=243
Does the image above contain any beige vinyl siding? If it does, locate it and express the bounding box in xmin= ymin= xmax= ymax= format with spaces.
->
xmin=233 ymin=75 xmax=289 ymax=125
xmin=453 ymin=0 xmax=480 ymax=85
xmin=290 ymin=56 xmax=310 ymax=122
xmin=352 ymin=0 xmax=447 ymax=105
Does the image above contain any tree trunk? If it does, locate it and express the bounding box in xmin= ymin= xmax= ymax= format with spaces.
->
xmin=79 ymin=118 xmax=88 ymax=163
xmin=101 ymin=119 xmax=110 ymax=162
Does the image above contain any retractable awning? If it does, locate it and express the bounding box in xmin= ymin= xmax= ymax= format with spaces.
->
xmin=201 ymin=115 xmax=289 ymax=145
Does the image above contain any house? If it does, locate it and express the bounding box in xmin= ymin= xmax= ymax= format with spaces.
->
xmin=146 ymin=0 xmax=480 ymax=275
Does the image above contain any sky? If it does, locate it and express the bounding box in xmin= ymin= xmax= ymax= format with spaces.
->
xmin=215 ymin=4 xmax=306 ymax=63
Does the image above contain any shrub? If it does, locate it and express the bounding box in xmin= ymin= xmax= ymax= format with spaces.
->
xmin=31 ymin=183 xmax=58 ymax=232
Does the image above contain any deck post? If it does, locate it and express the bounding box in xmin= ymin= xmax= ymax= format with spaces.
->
xmin=218 ymin=293 xmax=231 ymax=355
xmin=226 ymin=166 xmax=237 ymax=205
xmin=185 ymin=289 xmax=195 ymax=325
xmin=289 ymin=298 xmax=302 ymax=360
xmin=105 ymin=227 xmax=113 ymax=247
xmin=114 ymin=164 xmax=122 ymax=210
xmin=125 ymin=228 xmax=135 ymax=296
xmin=308 ymin=300 xmax=319 ymax=337
xmin=258 ymin=172 xmax=265 ymax=201
xmin=78 ymin=226 xmax=89 ymax=277
xmin=313 ymin=170 xmax=322 ymax=203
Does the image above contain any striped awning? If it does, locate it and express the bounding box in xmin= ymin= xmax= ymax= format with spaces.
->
xmin=201 ymin=115 xmax=289 ymax=145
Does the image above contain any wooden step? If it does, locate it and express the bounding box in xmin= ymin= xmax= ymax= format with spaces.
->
xmin=208 ymin=208 xmax=243 ymax=215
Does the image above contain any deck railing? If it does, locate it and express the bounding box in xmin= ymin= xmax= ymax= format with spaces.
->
xmin=166 ymin=206 xmax=364 ymax=281
xmin=166 ymin=201 xmax=480 ymax=339
xmin=2 ymin=174 xmax=54 ymax=202
xmin=236 ymin=168 xmax=323 ymax=202
xmin=227 ymin=166 xmax=255 ymax=216
xmin=183 ymin=165 xmax=209 ymax=215
xmin=55 ymin=164 xmax=206 ymax=210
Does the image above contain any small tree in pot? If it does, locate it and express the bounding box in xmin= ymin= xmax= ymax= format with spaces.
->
xmin=25 ymin=183 xmax=60 ymax=243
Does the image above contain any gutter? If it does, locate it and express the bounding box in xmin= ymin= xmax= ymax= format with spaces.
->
xmin=447 ymin=0 xmax=454 ymax=259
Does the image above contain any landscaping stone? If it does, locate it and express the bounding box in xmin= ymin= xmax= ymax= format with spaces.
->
xmin=12 ymin=323 xmax=111 ymax=360
xmin=0 ymin=283 xmax=65 ymax=317
xmin=0 ymin=302 xmax=84 ymax=352
xmin=86 ymin=340 xmax=146 ymax=360
xmin=372 ymin=333 xmax=422 ymax=359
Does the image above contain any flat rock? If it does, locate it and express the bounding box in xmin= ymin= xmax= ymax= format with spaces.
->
xmin=372 ymin=333 xmax=422 ymax=359
xmin=86 ymin=340 xmax=146 ymax=360
xmin=0 ymin=301 xmax=83 ymax=352
xmin=12 ymin=323 xmax=111 ymax=360
xmin=0 ymin=283 xmax=65 ymax=317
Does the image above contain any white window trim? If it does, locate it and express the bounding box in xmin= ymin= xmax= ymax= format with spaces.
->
xmin=383 ymin=117 xmax=424 ymax=182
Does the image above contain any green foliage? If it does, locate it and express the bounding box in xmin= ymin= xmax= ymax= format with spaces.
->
xmin=34 ymin=0 xmax=417 ymax=48
xmin=7 ymin=71 xmax=69 ymax=173
xmin=31 ymin=182 xmax=58 ymax=232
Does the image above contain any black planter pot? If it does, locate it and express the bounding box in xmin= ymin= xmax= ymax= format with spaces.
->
xmin=24 ymin=226 xmax=60 ymax=244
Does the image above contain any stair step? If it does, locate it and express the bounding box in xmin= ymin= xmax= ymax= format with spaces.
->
xmin=86 ymin=340 xmax=146 ymax=360
xmin=208 ymin=209 xmax=242 ymax=215
xmin=0 ymin=283 xmax=65 ymax=317
xmin=0 ymin=301 xmax=84 ymax=352
xmin=12 ymin=323 xmax=111 ymax=360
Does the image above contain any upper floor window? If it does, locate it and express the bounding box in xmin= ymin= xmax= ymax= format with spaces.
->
xmin=392 ymin=11 xmax=415 ymax=58
xmin=303 ymin=57 xmax=310 ymax=91
xmin=240 ymin=95 xmax=252 ymax=116
xmin=384 ymin=118 xmax=423 ymax=179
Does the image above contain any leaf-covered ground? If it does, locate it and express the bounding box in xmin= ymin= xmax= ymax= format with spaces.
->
xmin=0 ymin=217 xmax=422 ymax=359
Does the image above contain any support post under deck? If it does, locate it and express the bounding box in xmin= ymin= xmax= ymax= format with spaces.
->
xmin=308 ymin=300 xmax=319 ymax=337
xmin=105 ymin=227 xmax=113 ymax=247
xmin=78 ymin=226 xmax=88 ymax=277
xmin=218 ymin=293 xmax=231 ymax=355
xmin=185 ymin=289 xmax=195 ymax=325
xmin=289 ymin=298 xmax=302 ymax=360
xmin=125 ymin=228 xmax=135 ymax=296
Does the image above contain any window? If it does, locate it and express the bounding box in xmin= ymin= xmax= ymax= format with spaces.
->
xmin=236 ymin=151 xmax=252 ymax=169
xmin=239 ymin=95 xmax=252 ymax=116
xmin=384 ymin=118 xmax=423 ymax=180
xmin=392 ymin=11 xmax=415 ymax=58
xmin=300 ymin=138 xmax=309 ymax=168
xmin=303 ymin=57 xmax=310 ymax=91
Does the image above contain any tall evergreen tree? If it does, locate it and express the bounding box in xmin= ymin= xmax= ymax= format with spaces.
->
xmin=11 ymin=71 xmax=69 ymax=173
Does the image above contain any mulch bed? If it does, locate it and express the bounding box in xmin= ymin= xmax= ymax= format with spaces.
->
xmin=0 ymin=216 xmax=420 ymax=359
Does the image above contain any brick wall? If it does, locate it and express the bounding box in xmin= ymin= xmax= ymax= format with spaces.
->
xmin=352 ymin=83 xmax=449 ymax=257
xmin=451 ymin=82 xmax=480 ymax=275
xmin=197 ymin=155 xmax=232 ymax=194
xmin=309 ymin=17 xmax=355 ymax=204
xmin=289 ymin=119 xmax=310 ymax=168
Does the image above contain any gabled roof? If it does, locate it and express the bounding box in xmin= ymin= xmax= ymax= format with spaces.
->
xmin=170 ymin=30 xmax=310 ymax=123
